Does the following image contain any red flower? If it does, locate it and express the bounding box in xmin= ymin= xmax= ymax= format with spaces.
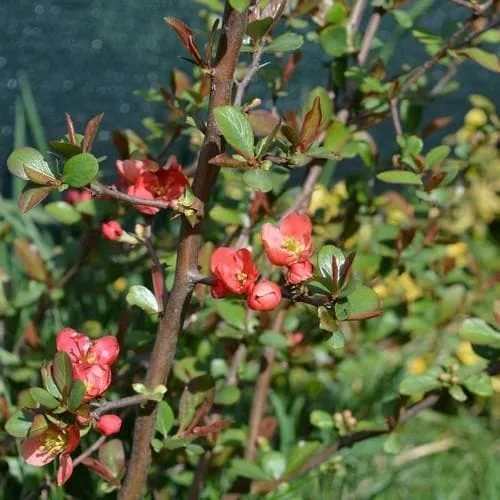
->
xmin=101 ymin=221 xmax=123 ymax=241
xmin=127 ymin=157 xmax=189 ymax=215
xmin=261 ymin=212 xmax=313 ymax=266
xmin=210 ymin=247 xmax=259 ymax=297
xmin=65 ymin=189 xmax=92 ymax=205
xmin=246 ymin=280 xmax=282 ymax=311
xmin=56 ymin=329 xmax=119 ymax=367
xmin=21 ymin=423 xmax=79 ymax=485
xmin=73 ymin=363 xmax=112 ymax=401
xmin=287 ymin=261 xmax=314 ymax=284
xmin=95 ymin=414 xmax=122 ymax=436
xmin=116 ymin=159 xmax=159 ymax=185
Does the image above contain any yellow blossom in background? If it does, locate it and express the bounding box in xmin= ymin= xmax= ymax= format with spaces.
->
xmin=309 ymin=181 xmax=348 ymax=222
xmin=113 ymin=277 xmax=128 ymax=293
xmin=406 ymin=357 xmax=428 ymax=375
xmin=445 ymin=242 xmax=469 ymax=268
xmin=456 ymin=342 xmax=482 ymax=366
xmin=470 ymin=181 xmax=500 ymax=223
xmin=375 ymin=272 xmax=423 ymax=304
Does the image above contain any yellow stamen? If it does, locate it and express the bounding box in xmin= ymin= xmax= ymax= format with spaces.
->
xmin=282 ymin=237 xmax=304 ymax=257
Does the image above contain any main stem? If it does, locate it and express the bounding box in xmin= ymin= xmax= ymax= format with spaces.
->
xmin=118 ymin=5 xmax=248 ymax=499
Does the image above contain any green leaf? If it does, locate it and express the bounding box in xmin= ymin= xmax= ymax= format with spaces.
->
xmin=399 ymin=374 xmax=440 ymax=395
xmin=463 ymin=373 xmax=493 ymax=397
xmin=5 ymin=410 xmax=34 ymax=438
xmin=29 ymin=414 xmax=49 ymax=436
xmin=99 ymin=439 xmax=125 ymax=478
xmin=425 ymin=145 xmax=450 ymax=171
xmin=320 ymin=26 xmax=348 ymax=57
xmin=377 ymin=170 xmax=423 ymax=185
xmin=264 ymin=33 xmax=304 ymax=53
xmin=62 ymin=152 xmax=99 ymax=188
xmin=318 ymin=245 xmax=344 ymax=282
xmin=214 ymin=106 xmax=254 ymax=158
xmin=335 ymin=286 xmax=380 ymax=321
xmin=259 ymin=330 xmax=288 ymax=349
xmin=304 ymin=87 xmax=333 ymax=127
xmin=229 ymin=0 xmax=251 ymax=12
xmin=243 ymin=169 xmax=273 ymax=192
xmin=318 ymin=306 xmax=338 ymax=333
xmin=310 ymin=410 xmax=334 ymax=429
xmin=449 ymin=384 xmax=467 ymax=402
xmin=285 ymin=441 xmax=320 ymax=474
xmin=18 ymin=184 xmax=54 ymax=213
xmin=156 ymin=400 xmax=175 ymax=438
xmin=214 ymin=300 xmax=246 ymax=330
xmin=328 ymin=331 xmax=345 ymax=350
xmin=214 ymin=386 xmax=241 ymax=405
xmin=231 ymin=458 xmax=271 ymax=481
xmin=261 ymin=451 xmax=286 ymax=480
xmin=49 ymin=140 xmax=82 ymax=158
xmin=7 ymin=147 xmax=44 ymax=180
xmin=459 ymin=318 xmax=500 ymax=348
xmin=393 ymin=9 xmax=413 ymax=29
xmin=68 ymin=380 xmax=86 ymax=411
xmin=53 ymin=351 xmax=73 ymax=398
xmin=29 ymin=387 xmax=60 ymax=409
xmin=45 ymin=201 xmax=82 ymax=225
xmin=454 ymin=48 xmax=500 ymax=73
xmin=126 ymin=285 xmax=160 ymax=314
xmin=246 ymin=18 xmax=273 ymax=41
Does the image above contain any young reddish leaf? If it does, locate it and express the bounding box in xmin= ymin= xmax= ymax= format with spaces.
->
xmin=248 ymin=110 xmax=281 ymax=137
xmin=29 ymin=414 xmax=49 ymax=437
xmin=190 ymin=418 xmax=232 ymax=437
xmin=83 ymin=457 xmax=119 ymax=484
xmin=279 ymin=51 xmax=301 ymax=91
xmin=152 ymin=264 xmax=165 ymax=314
xmin=82 ymin=113 xmax=104 ymax=153
xmin=98 ymin=439 xmax=126 ymax=479
xmin=13 ymin=239 xmax=49 ymax=282
xmin=170 ymin=69 xmax=191 ymax=98
xmin=164 ymin=17 xmax=204 ymax=67
xmin=53 ymin=351 xmax=73 ymax=398
xmin=65 ymin=113 xmax=77 ymax=145
xmin=281 ymin=124 xmax=301 ymax=148
xmin=209 ymin=153 xmax=250 ymax=168
xmin=299 ymin=96 xmax=322 ymax=152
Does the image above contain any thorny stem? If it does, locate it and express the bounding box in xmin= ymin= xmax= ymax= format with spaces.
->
xmin=118 ymin=5 xmax=249 ymax=499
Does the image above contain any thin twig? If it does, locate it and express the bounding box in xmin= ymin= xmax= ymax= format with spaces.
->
xmin=390 ymin=97 xmax=403 ymax=136
xmin=245 ymin=310 xmax=286 ymax=460
xmin=358 ymin=9 xmax=384 ymax=66
xmin=234 ymin=42 xmax=266 ymax=106
xmin=429 ymin=60 xmax=462 ymax=98
xmin=92 ymin=395 xmax=147 ymax=419
xmin=449 ymin=0 xmax=493 ymax=14
xmin=187 ymin=450 xmax=212 ymax=500
xmin=72 ymin=435 xmax=107 ymax=468
xmin=226 ymin=344 xmax=248 ymax=386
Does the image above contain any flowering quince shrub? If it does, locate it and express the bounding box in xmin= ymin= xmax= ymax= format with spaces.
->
xmin=1 ymin=1 xmax=500 ymax=498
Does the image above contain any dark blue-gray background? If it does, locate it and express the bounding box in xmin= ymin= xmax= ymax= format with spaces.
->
xmin=0 ymin=0 xmax=497 ymax=170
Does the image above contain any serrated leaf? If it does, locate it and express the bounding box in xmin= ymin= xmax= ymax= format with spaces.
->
xmin=7 ymin=147 xmax=44 ymax=180
xmin=377 ymin=170 xmax=422 ymax=185
xmin=5 ymin=410 xmax=34 ymax=438
xmin=310 ymin=410 xmax=334 ymax=429
xmin=459 ymin=318 xmax=500 ymax=348
xmin=29 ymin=387 xmax=60 ymax=409
xmin=68 ymin=380 xmax=86 ymax=410
xmin=214 ymin=106 xmax=254 ymax=158
xmin=45 ymin=201 xmax=82 ymax=225
xmin=463 ymin=373 xmax=493 ymax=397
xmin=23 ymin=158 xmax=57 ymax=185
xmin=399 ymin=374 xmax=440 ymax=395
xmin=126 ymin=285 xmax=160 ymax=314
xmin=62 ymin=153 xmax=99 ymax=188
xmin=53 ymin=351 xmax=73 ymax=398
xmin=156 ymin=400 xmax=175 ymax=438
xmin=18 ymin=184 xmax=54 ymax=213
xmin=425 ymin=145 xmax=450 ymax=171
xmin=264 ymin=33 xmax=304 ymax=53
xmin=243 ymin=169 xmax=273 ymax=192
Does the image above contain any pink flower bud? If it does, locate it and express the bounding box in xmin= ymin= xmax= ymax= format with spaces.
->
xmin=287 ymin=261 xmax=314 ymax=284
xmin=95 ymin=414 xmax=122 ymax=436
xmin=101 ymin=221 xmax=123 ymax=240
xmin=65 ymin=189 xmax=93 ymax=205
xmin=87 ymin=336 xmax=120 ymax=366
xmin=246 ymin=280 xmax=282 ymax=311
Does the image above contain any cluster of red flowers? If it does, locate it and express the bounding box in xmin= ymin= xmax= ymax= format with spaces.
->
xmin=20 ymin=329 xmax=121 ymax=485
xmin=210 ymin=212 xmax=314 ymax=311
xmin=117 ymin=156 xmax=189 ymax=215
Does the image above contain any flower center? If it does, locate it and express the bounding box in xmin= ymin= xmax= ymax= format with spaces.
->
xmin=236 ymin=272 xmax=248 ymax=284
xmin=282 ymin=237 xmax=304 ymax=257
xmin=40 ymin=430 xmax=67 ymax=457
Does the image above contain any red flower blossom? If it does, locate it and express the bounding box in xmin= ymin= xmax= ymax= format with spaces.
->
xmin=101 ymin=221 xmax=123 ymax=241
xmin=21 ymin=423 xmax=80 ymax=485
xmin=116 ymin=158 xmax=159 ymax=185
xmin=126 ymin=157 xmax=189 ymax=215
xmin=261 ymin=212 xmax=313 ymax=266
xmin=73 ymin=363 xmax=112 ymax=401
xmin=95 ymin=414 xmax=122 ymax=436
xmin=246 ymin=280 xmax=282 ymax=311
xmin=65 ymin=189 xmax=93 ymax=205
xmin=287 ymin=260 xmax=314 ymax=284
xmin=56 ymin=329 xmax=119 ymax=367
xmin=210 ymin=247 xmax=259 ymax=297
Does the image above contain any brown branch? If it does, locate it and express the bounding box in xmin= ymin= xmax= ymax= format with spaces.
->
xmin=358 ymin=9 xmax=384 ymax=67
xmin=348 ymin=0 xmax=369 ymax=42
xmin=92 ymin=395 xmax=147 ymax=419
xmin=187 ymin=450 xmax=212 ymax=500
xmin=118 ymin=5 xmax=249 ymax=499
xmin=449 ymin=0 xmax=493 ymax=14
xmin=390 ymin=97 xmax=403 ymax=136
xmin=245 ymin=310 xmax=286 ymax=460
xmin=226 ymin=343 xmax=248 ymax=386
xmin=72 ymin=435 xmax=107 ymax=468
